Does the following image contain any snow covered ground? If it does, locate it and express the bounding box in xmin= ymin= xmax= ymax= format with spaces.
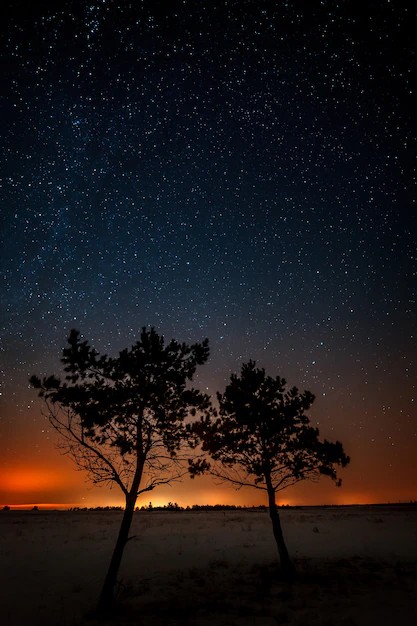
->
xmin=0 ymin=506 xmax=416 ymax=625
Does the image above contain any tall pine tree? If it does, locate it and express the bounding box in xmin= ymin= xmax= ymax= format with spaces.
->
xmin=190 ymin=361 xmax=350 ymax=578
xmin=31 ymin=327 xmax=211 ymax=613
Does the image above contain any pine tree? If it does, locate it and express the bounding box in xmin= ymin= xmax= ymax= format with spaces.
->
xmin=31 ymin=327 xmax=210 ymax=613
xmin=190 ymin=360 xmax=350 ymax=578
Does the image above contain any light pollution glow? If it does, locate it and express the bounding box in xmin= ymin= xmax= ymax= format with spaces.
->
xmin=1 ymin=460 xmax=414 ymax=510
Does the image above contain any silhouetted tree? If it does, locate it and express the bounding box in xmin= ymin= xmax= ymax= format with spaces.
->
xmin=30 ymin=327 xmax=210 ymax=614
xmin=190 ymin=361 xmax=350 ymax=578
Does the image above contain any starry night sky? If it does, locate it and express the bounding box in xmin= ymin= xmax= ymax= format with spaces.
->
xmin=1 ymin=0 xmax=416 ymax=507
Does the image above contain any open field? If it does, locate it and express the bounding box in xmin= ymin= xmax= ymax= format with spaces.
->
xmin=0 ymin=506 xmax=416 ymax=625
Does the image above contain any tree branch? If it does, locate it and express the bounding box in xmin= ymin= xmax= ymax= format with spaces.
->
xmin=45 ymin=402 xmax=129 ymax=496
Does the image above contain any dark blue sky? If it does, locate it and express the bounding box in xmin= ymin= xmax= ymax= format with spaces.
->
xmin=1 ymin=0 xmax=416 ymax=506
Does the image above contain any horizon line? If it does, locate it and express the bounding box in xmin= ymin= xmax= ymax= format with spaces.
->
xmin=2 ymin=500 xmax=416 ymax=511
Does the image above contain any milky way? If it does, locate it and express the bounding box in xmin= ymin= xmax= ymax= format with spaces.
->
xmin=1 ymin=1 xmax=416 ymax=505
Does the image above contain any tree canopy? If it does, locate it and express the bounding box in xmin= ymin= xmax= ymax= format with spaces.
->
xmin=192 ymin=360 xmax=349 ymax=491
xmin=31 ymin=327 xmax=210 ymax=497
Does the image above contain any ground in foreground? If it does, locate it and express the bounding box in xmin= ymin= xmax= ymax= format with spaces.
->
xmin=0 ymin=506 xmax=416 ymax=625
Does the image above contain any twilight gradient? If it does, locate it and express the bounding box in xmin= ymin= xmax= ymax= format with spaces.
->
xmin=1 ymin=1 xmax=416 ymax=508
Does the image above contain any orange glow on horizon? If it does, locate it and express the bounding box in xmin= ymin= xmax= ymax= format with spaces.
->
xmin=1 ymin=494 xmax=412 ymax=510
xmin=1 ymin=503 xmax=81 ymax=510
xmin=2 ymin=469 xmax=65 ymax=493
xmin=1 ymin=461 xmax=415 ymax=509
xmin=1 ymin=485 xmax=411 ymax=510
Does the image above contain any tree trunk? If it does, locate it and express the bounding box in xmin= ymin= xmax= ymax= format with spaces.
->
xmin=265 ymin=478 xmax=296 ymax=579
xmin=96 ymin=494 xmax=137 ymax=614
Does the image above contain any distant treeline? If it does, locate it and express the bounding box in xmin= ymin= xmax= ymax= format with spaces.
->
xmin=2 ymin=501 xmax=416 ymax=512
xmin=64 ymin=502 xmax=417 ymax=512
xmin=68 ymin=502 xmax=270 ymax=512
xmin=65 ymin=501 xmax=417 ymax=512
